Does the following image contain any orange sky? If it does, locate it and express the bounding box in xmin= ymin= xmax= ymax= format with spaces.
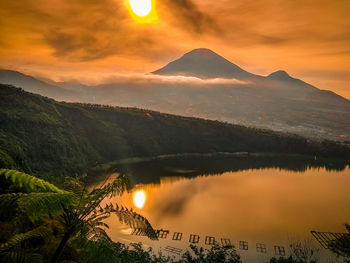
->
xmin=0 ymin=0 xmax=350 ymax=98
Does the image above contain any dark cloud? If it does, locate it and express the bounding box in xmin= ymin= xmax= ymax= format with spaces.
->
xmin=1 ymin=0 xmax=166 ymax=61
xmin=161 ymin=0 xmax=219 ymax=34
xmin=44 ymin=29 xmax=118 ymax=61
xmin=256 ymin=34 xmax=288 ymax=45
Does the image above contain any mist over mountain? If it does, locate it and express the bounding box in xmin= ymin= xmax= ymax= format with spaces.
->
xmin=0 ymin=69 xmax=78 ymax=101
xmin=1 ymin=49 xmax=349 ymax=141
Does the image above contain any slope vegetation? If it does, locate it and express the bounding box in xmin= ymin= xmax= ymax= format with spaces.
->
xmin=0 ymin=84 xmax=348 ymax=177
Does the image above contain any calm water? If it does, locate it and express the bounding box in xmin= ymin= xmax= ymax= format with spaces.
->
xmin=97 ymin=156 xmax=350 ymax=262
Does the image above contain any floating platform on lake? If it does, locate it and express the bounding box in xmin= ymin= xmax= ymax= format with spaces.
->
xmin=189 ymin=234 xmax=200 ymax=243
xmin=221 ymin=238 xmax=232 ymax=247
xmin=172 ymin=232 xmax=183 ymax=241
xmin=239 ymin=241 xmax=248 ymax=250
xmin=256 ymin=243 xmax=267 ymax=253
xmin=274 ymin=246 xmax=285 ymax=256
xmin=205 ymin=236 xmax=216 ymax=245
xmin=165 ymin=246 xmax=183 ymax=255
xmin=311 ymin=230 xmax=347 ymax=249
xmin=156 ymin=229 xmax=170 ymax=239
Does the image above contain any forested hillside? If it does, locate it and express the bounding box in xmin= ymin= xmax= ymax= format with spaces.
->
xmin=0 ymin=84 xmax=348 ymax=178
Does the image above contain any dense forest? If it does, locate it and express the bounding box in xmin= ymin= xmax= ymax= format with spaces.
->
xmin=0 ymin=84 xmax=349 ymax=178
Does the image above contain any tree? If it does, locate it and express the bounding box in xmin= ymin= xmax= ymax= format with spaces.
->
xmin=288 ymin=238 xmax=319 ymax=263
xmin=0 ymin=169 xmax=157 ymax=263
xmin=181 ymin=244 xmax=241 ymax=263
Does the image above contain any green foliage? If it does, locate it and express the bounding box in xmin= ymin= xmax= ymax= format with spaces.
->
xmin=288 ymin=239 xmax=319 ymax=263
xmin=80 ymin=242 xmax=170 ymax=263
xmin=80 ymin=242 xmax=241 ymax=263
xmin=0 ymin=250 xmax=43 ymax=263
xmin=0 ymin=169 xmax=67 ymax=193
xmin=0 ymin=169 xmax=157 ymax=263
xmin=0 ymin=192 xmax=75 ymax=222
xmin=0 ymin=84 xmax=348 ymax=178
xmin=82 ymin=241 xmax=122 ymax=263
xmin=0 ymin=226 xmax=50 ymax=253
xmin=0 ymin=149 xmax=15 ymax=169
xmin=113 ymin=205 xmax=157 ymax=240
xmin=0 ymin=169 xmax=76 ymax=222
xmin=182 ymin=244 xmax=241 ymax=263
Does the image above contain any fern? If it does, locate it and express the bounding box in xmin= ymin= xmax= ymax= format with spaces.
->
xmin=1 ymin=250 xmax=43 ymax=263
xmin=16 ymin=192 xmax=76 ymax=222
xmin=104 ymin=203 xmax=157 ymax=240
xmin=0 ymin=191 xmax=76 ymax=222
xmin=0 ymin=169 xmax=67 ymax=194
xmin=0 ymin=226 xmax=50 ymax=252
xmin=0 ymin=170 xmax=158 ymax=263
xmin=0 ymin=192 xmax=21 ymax=220
xmin=86 ymin=226 xmax=112 ymax=242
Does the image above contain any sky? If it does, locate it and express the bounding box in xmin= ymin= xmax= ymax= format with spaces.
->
xmin=0 ymin=0 xmax=350 ymax=98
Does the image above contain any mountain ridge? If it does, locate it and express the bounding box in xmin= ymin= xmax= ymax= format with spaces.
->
xmin=152 ymin=49 xmax=348 ymax=102
xmin=0 ymin=69 xmax=78 ymax=101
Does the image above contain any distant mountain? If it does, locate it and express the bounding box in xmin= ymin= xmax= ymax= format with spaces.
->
xmin=0 ymin=84 xmax=348 ymax=177
xmin=152 ymin=48 xmax=258 ymax=79
xmin=267 ymin=70 xmax=294 ymax=79
xmin=1 ymin=49 xmax=349 ymax=141
xmin=0 ymin=69 xmax=78 ymax=101
xmin=266 ymin=70 xmax=349 ymax=105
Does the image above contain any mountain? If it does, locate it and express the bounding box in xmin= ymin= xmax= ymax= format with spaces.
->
xmin=266 ymin=70 xmax=349 ymax=104
xmin=1 ymin=49 xmax=349 ymax=141
xmin=1 ymin=84 xmax=348 ymax=177
xmin=152 ymin=48 xmax=257 ymax=79
xmin=0 ymin=69 xmax=79 ymax=101
xmin=267 ymin=70 xmax=291 ymax=79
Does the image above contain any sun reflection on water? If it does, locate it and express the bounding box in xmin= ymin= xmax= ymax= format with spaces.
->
xmin=133 ymin=189 xmax=146 ymax=209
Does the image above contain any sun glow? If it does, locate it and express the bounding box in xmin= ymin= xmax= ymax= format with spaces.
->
xmin=129 ymin=0 xmax=151 ymax=17
xmin=125 ymin=0 xmax=158 ymax=24
xmin=133 ymin=190 xmax=146 ymax=209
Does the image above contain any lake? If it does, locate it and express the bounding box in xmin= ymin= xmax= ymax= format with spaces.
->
xmin=96 ymin=155 xmax=350 ymax=262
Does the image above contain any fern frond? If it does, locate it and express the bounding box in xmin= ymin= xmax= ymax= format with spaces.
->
xmin=0 ymin=169 xmax=67 ymax=193
xmin=88 ymin=174 xmax=130 ymax=201
xmin=16 ymin=192 xmax=76 ymax=222
xmin=0 ymin=192 xmax=76 ymax=222
xmin=63 ymin=177 xmax=86 ymax=195
xmin=79 ymin=175 xmax=131 ymax=220
xmin=0 ymin=226 xmax=51 ymax=252
xmin=111 ymin=204 xmax=157 ymax=240
xmin=86 ymin=227 xmax=111 ymax=242
xmin=0 ymin=193 xmax=21 ymax=220
xmin=0 ymin=250 xmax=43 ymax=263
xmin=109 ymin=174 xmax=131 ymax=197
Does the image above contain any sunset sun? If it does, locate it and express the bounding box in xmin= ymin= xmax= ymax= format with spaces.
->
xmin=129 ymin=0 xmax=151 ymax=17
xmin=125 ymin=0 xmax=158 ymax=24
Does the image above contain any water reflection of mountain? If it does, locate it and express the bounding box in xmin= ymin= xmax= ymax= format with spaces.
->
xmin=110 ymin=154 xmax=349 ymax=184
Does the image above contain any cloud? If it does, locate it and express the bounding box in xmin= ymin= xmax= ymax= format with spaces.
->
xmin=44 ymin=29 xmax=116 ymax=61
xmin=76 ymin=73 xmax=249 ymax=86
xmin=160 ymin=0 xmax=219 ymax=34
xmin=1 ymin=0 xmax=350 ymax=98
